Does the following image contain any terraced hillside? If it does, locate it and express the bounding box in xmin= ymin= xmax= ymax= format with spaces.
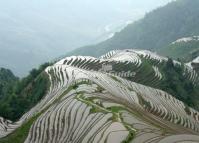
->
xmin=0 ymin=50 xmax=199 ymax=143
xmin=187 ymin=56 xmax=199 ymax=72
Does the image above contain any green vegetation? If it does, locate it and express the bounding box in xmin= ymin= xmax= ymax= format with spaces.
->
xmin=111 ymin=56 xmax=199 ymax=111
xmin=122 ymin=124 xmax=136 ymax=143
xmin=114 ymin=59 xmax=160 ymax=88
xmin=112 ymin=57 xmax=199 ymax=112
xmin=107 ymin=106 xmax=124 ymax=112
xmin=89 ymin=106 xmax=106 ymax=114
xmin=0 ymin=113 xmax=41 ymax=143
xmin=0 ymin=63 xmax=52 ymax=121
xmin=0 ymin=72 xmax=75 ymax=143
xmin=68 ymin=0 xmax=199 ymax=58
xmin=138 ymin=95 xmax=152 ymax=109
xmin=158 ymin=40 xmax=199 ymax=62
xmin=184 ymin=105 xmax=191 ymax=115
xmin=77 ymin=93 xmax=136 ymax=142
xmin=133 ymin=59 xmax=157 ymax=86
xmin=96 ymin=86 xmax=104 ymax=93
xmin=159 ymin=58 xmax=199 ymax=110
xmin=0 ymin=68 xmax=18 ymax=99
xmin=110 ymin=75 xmax=121 ymax=83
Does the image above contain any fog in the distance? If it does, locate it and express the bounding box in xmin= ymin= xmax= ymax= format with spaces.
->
xmin=0 ymin=0 xmax=173 ymax=76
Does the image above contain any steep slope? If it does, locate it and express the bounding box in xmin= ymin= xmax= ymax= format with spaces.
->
xmin=0 ymin=63 xmax=51 ymax=121
xmin=64 ymin=49 xmax=199 ymax=109
xmin=68 ymin=0 xmax=199 ymax=57
xmin=0 ymin=50 xmax=199 ymax=143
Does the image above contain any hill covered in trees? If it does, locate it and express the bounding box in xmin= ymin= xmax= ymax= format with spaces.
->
xmin=0 ymin=68 xmax=18 ymax=98
xmin=68 ymin=0 xmax=199 ymax=58
xmin=158 ymin=36 xmax=199 ymax=62
xmin=0 ymin=63 xmax=51 ymax=121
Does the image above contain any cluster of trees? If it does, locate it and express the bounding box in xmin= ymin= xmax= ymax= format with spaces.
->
xmin=0 ymin=68 xmax=18 ymax=99
xmin=117 ymin=57 xmax=199 ymax=111
xmin=160 ymin=58 xmax=199 ymax=110
xmin=108 ymin=57 xmax=199 ymax=111
xmin=0 ymin=63 xmax=51 ymax=121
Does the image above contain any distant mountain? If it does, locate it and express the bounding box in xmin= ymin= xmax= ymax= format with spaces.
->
xmin=158 ymin=36 xmax=199 ymax=62
xmin=0 ymin=50 xmax=199 ymax=143
xmin=69 ymin=0 xmax=199 ymax=58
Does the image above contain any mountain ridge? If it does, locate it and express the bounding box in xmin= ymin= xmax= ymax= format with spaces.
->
xmin=68 ymin=0 xmax=199 ymax=58
xmin=0 ymin=49 xmax=199 ymax=143
xmin=158 ymin=36 xmax=199 ymax=62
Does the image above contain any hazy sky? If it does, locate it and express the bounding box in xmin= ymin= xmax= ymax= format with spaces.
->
xmin=0 ymin=0 xmax=174 ymax=76
xmin=0 ymin=0 xmax=174 ymax=43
